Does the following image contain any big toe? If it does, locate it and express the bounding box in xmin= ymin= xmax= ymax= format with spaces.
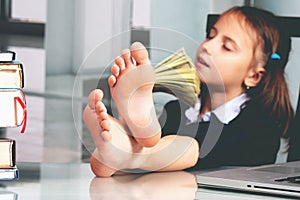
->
xmin=130 ymin=42 xmax=150 ymax=65
xmin=88 ymin=89 xmax=103 ymax=109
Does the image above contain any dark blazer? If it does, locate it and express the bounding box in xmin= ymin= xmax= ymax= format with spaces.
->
xmin=159 ymin=99 xmax=281 ymax=170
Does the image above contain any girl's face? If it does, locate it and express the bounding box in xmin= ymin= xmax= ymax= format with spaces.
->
xmin=195 ymin=13 xmax=258 ymax=95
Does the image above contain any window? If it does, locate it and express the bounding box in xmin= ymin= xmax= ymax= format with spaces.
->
xmin=11 ymin=0 xmax=47 ymax=23
xmin=0 ymin=0 xmax=45 ymax=37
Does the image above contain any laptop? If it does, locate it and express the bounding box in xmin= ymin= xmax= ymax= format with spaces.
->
xmin=196 ymin=161 xmax=300 ymax=197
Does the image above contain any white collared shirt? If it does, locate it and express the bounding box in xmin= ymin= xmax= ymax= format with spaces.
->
xmin=185 ymin=93 xmax=249 ymax=125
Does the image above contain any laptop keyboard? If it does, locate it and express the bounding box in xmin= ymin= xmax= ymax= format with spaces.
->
xmin=275 ymin=176 xmax=300 ymax=184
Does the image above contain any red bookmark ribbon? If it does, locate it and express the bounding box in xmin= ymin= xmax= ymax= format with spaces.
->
xmin=14 ymin=96 xmax=27 ymax=133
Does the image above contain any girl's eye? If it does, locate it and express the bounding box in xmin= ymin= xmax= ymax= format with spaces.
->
xmin=223 ymin=45 xmax=231 ymax=51
xmin=223 ymin=42 xmax=234 ymax=51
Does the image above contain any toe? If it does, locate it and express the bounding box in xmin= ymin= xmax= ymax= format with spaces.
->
xmin=94 ymin=89 xmax=104 ymax=103
xmin=108 ymin=75 xmax=117 ymax=88
xmin=111 ymin=64 xmax=120 ymax=77
xmin=100 ymin=119 xmax=111 ymax=132
xmin=99 ymin=111 xmax=108 ymax=121
xmin=88 ymin=89 xmax=103 ymax=109
xmin=115 ymin=56 xmax=126 ymax=71
xmin=95 ymin=101 xmax=107 ymax=114
xmin=130 ymin=42 xmax=150 ymax=65
xmin=121 ymin=48 xmax=133 ymax=68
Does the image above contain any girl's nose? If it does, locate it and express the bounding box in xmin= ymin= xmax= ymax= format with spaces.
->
xmin=201 ymin=39 xmax=213 ymax=55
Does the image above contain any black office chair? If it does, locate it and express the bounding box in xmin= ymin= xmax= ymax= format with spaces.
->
xmin=287 ymin=89 xmax=300 ymax=162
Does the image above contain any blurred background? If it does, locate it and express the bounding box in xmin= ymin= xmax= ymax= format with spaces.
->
xmin=0 ymin=0 xmax=299 ymax=163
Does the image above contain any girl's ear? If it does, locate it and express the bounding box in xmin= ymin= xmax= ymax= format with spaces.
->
xmin=244 ymin=66 xmax=266 ymax=88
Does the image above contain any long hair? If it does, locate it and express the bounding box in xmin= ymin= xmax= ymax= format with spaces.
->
xmin=221 ymin=6 xmax=294 ymax=136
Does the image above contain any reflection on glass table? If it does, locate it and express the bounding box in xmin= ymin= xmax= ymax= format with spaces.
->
xmin=89 ymin=170 xmax=197 ymax=200
xmin=0 ymin=162 xmax=295 ymax=200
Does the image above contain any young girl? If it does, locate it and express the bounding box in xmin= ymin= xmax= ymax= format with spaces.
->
xmin=83 ymin=6 xmax=294 ymax=177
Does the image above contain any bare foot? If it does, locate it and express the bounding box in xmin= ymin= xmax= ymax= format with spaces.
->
xmin=83 ymin=89 xmax=145 ymax=177
xmin=108 ymin=42 xmax=161 ymax=147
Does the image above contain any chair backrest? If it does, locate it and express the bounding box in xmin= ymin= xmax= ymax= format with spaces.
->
xmin=287 ymin=87 xmax=300 ymax=161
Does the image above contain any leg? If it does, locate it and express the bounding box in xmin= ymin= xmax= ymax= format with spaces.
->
xmin=108 ymin=42 xmax=161 ymax=147
xmin=83 ymin=89 xmax=199 ymax=177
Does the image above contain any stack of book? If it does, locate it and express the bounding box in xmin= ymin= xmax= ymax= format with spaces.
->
xmin=0 ymin=51 xmax=27 ymax=180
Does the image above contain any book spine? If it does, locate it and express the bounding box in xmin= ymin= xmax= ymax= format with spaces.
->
xmin=0 ymin=62 xmax=24 ymax=89
xmin=0 ymin=139 xmax=16 ymax=168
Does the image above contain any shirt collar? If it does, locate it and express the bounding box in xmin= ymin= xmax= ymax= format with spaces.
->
xmin=185 ymin=93 xmax=249 ymax=124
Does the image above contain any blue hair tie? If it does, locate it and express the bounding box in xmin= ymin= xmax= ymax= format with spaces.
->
xmin=271 ymin=53 xmax=281 ymax=60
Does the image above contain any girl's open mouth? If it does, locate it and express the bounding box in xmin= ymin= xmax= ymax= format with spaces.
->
xmin=196 ymin=56 xmax=210 ymax=68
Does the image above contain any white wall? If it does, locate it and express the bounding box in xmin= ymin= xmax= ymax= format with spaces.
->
xmin=45 ymin=0 xmax=131 ymax=75
xmin=72 ymin=0 xmax=131 ymax=74
xmin=45 ymin=0 xmax=74 ymax=75
xmin=211 ymin=0 xmax=244 ymax=13
xmin=132 ymin=0 xmax=151 ymax=27
xmin=150 ymin=0 xmax=209 ymax=64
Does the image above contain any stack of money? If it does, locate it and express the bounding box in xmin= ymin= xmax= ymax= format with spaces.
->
xmin=154 ymin=48 xmax=200 ymax=107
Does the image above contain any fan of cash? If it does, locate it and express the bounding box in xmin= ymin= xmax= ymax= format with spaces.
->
xmin=153 ymin=48 xmax=201 ymax=107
